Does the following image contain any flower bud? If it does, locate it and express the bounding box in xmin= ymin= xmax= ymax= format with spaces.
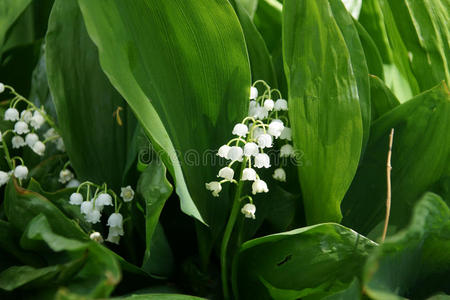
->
xmin=14 ymin=165 xmax=28 ymax=180
xmin=90 ymin=232 xmax=104 ymax=243
xmin=273 ymin=168 xmax=286 ymax=182
xmin=250 ymin=86 xmax=258 ymax=100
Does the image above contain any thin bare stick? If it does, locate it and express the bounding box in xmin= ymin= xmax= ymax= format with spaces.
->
xmin=381 ymin=128 xmax=394 ymax=242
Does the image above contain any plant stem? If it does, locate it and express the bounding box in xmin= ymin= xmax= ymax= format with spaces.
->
xmin=381 ymin=128 xmax=394 ymax=242
xmin=220 ymin=158 xmax=247 ymax=300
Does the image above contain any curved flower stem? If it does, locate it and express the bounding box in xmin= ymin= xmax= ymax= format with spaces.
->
xmin=220 ymin=157 xmax=247 ymax=300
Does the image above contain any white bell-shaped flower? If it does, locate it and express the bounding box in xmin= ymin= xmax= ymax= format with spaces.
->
xmin=254 ymin=153 xmax=271 ymax=168
xmin=90 ymin=232 xmax=104 ymax=243
xmin=227 ymin=146 xmax=243 ymax=162
xmin=108 ymin=226 xmax=124 ymax=237
xmin=4 ymin=108 xmax=19 ymax=121
xmin=273 ymin=168 xmax=286 ymax=182
xmin=205 ymin=181 xmax=222 ymax=197
xmin=252 ymin=127 xmax=264 ymax=139
xmin=25 ymin=133 xmax=39 ymax=147
xmin=30 ymin=111 xmax=45 ymax=130
xmin=107 ymin=213 xmax=123 ymax=228
xmin=96 ymin=193 xmax=113 ymax=207
xmin=106 ymin=229 xmax=122 ymax=244
xmin=217 ymin=145 xmax=230 ymax=158
xmin=250 ymin=86 xmax=258 ymax=99
xmin=13 ymin=121 xmax=29 ymax=135
xmin=0 ymin=171 xmax=10 ymax=186
xmin=263 ymin=99 xmax=274 ymax=111
xmin=248 ymin=101 xmax=259 ymax=117
xmin=69 ymin=192 xmax=83 ymax=205
xmin=254 ymin=106 xmax=269 ymax=120
xmin=244 ymin=142 xmax=259 ymax=157
xmin=241 ymin=203 xmax=256 ymax=219
xmin=274 ymin=99 xmax=288 ymax=111
xmin=218 ymin=167 xmax=234 ymax=181
xmin=32 ymin=141 xmax=46 ymax=156
xmin=66 ymin=179 xmax=80 ymax=188
xmin=268 ymin=119 xmax=284 ymax=138
xmin=43 ymin=128 xmax=57 ymax=139
xmin=59 ymin=169 xmax=74 ymax=184
xmin=0 ymin=83 xmax=4 ymax=94
xmin=280 ymin=127 xmax=292 ymax=141
xmin=120 ymin=186 xmax=135 ymax=202
xmin=80 ymin=201 xmax=93 ymax=214
xmin=241 ymin=168 xmax=257 ymax=181
xmin=12 ymin=136 xmax=26 ymax=148
xmin=85 ymin=209 xmax=101 ymax=224
xmin=232 ymin=123 xmax=248 ymax=137
xmin=14 ymin=165 xmax=28 ymax=180
xmin=280 ymin=144 xmax=295 ymax=157
xmin=257 ymin=133 xmax=273 ymax=149
xmin=21 ymin=110 xmax=33 ymax=123
xmin=252 ymin=179 xmax=269 ymax=194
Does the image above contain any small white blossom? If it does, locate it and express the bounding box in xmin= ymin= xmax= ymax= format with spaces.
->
xmin=43 ymin=128 xmax=57 ymax=139
xmin=280 ymin=127 xmax=292 ymax=141
xmin=250 ymin=86 xmax=258 ymax=99
xmin=232 ymin=123 xmax=248 ymax=137
xmin=274 ymin=99 xmax=288 ymax=111
xmin=14 ymin=165 xmax=28 ymax=180
xmin=107 ymin=213 xmax=123 ymax=228
xmin=218 ymin=167 xmax=234 ymax=181
xmin=241 ymin=203 xmax=256 ymax=219
xmin=106 ymin=233 xmax=121 ymax=244
xmin=80 ymin=201 xmax=93 ymax=214
xmin=96 ymin=193 xmax=113 ymax=207
xmin=280 ymin=144 xmax=295 ymax=157
xmin=56 ymin=138 xmax=65 ymax=152
xmin=58 ymin=169 xmax=74 ymax=184
xmin=108 ymin=226 xmax=124 ymax=237
xmin=32 ymin=141 xmax=46 ymax=156
xmin=268 ymin=119 xmax=284 ymax=138
xmin=273 ymin=168 xmax=286 ymax=182
xmin=217 ymin=145 xmax=230 ymax=158
xmin=0 ymin=171 xmax=10 ymax=186
xmin=227 ymin=146 xmax=243 ymax=162
xmin=263 ymin=99 xmax=274 ymax=111
xmin=4 ymin=108 xmax=19 ymax=121
xmin=0 ymin=83 xmax=4 ymax=94
xmin=254 ymin=153 xmax=271 ymax=168
xmin=244 ymin=142 xmax=259 ymax=157
xmin=254 ymin=106 xmax=269 ymax=120
xmin=248 ymin=101 xmax=258 ymax=117
xmin=13 ymin=121 xmax=29 ymax=135
xmin=69 ymin=193 xmax=83 ymax=205
xmin=21 ymin=110 xmax=33 ymax=123
xmin=30 ymin=111 xmax=45 ymax=130
xmin=252 ymin=127 xmax=264 ymax=139
xmin=90 ymin=232 xmax=103 ymax=243
xmin=120 ymin=185 xmax=135 ymax=202
xmin=66 ymin=179 xmax=80 ymax=188
xmin=12 ymin=136 xmax=26 ymax=148
xmin=25 ymin=133 xmax=39 ymax=147
xmin=257 ymin=133 xmax=273 ymax=149
xmin=206 ymin=181 xmax=222 ymax=197
xmin=252 ymin=179 xmax=269 ymax=194
xmin=0 ymin=131 xmax=2 ymax=142
xmin=85 ymin=209 xmax=101 ymax=224
xmin=241 ymin=168 xmax=257 ymax=181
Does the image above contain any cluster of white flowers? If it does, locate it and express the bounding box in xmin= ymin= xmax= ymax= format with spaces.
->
xmin=0 ymin=83 xmax=65 ymax=187
xmin=206 ymin=81 xmax=295 ymax=219
xmin=69 ymin=182 xmax=134 ymax=244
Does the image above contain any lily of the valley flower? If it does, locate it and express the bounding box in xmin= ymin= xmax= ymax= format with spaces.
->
xmin=106 ymin=213 xmax=124 ymax=244
xmin=11 ymin=136 xmax=26 ymax=148
xmin=206 ymin=181 xmax=222 ymax=197
xmin=243 ymin=142 xmax=258 ymax=157
xmin=280 ymin=127 xmax=292 ymax=141
xmin=274 ymin=99 xmax=288 ymax=111
xmin=241 ymin=168 xmax=257 ymax=181
xmin=218 ymin=167 xmax=234 ymax=181
xmin=14 ymin=165 xmax=28 ymax=180
xmin=217 ymin=145 xmax=230 ymax=158
xmin=59 ymin=169 xmax=74 ymax=184
xmin=96 ymin=193 xmax=113 ymax=208
xmin=66 ymin=179 xmax=80 ymax=188
xmin=257 ymin=133 xmax=272 ymax=149
xmin=273 ymin=168 xmax=286 ymax=182
xmin=263 ymin=99 xmax=274 ymax=111
xmin=21 ymin=110 xmax=33 ymax=123
xmin=32 ymin=141 xmax=46 ymax=156
xmin=30 ymin=111 xmax=45 ymax=130
xmin=227 ymin=146 xmax=243 ymax=162
xmin=4 ymin=108 xmax=19 ymax=121
xmin=280 ymin=144 xmax=295 ymax=158
xmin=120 ymin=186 xmax=135 ymax=202
xmin=0 ymin=83 xmax=4 ymax=94
xmin=0 ymin=171 xmax=10 ymax=186
xmin=90 ymin=232 xmax=104 ymax=243
xmin=241 ymin=203 xmax=256 ymax=219
xmin=250 ymin=86 xmax=258 ymax=99
xmin=80 ymin=201 xmax=101 ymax=224
xmin=268 ymin=119 xmax=284 ymax=138
xmin=25 ymin=133 xmax=39 ymax=147
xmin=69 ymin=192 xmax=83 ymax=205
xmin=254 ymin=153 xmax=271 ymax=168
xmin=14 ymin=121 xmax=29 ymax=135
xmin=232 ymin=123 xmax=248 ymax=137
xmin=252 ymin=179 xmax=269 ymax=194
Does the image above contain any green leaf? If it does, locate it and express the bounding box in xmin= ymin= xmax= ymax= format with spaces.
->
xmin=283 ymin=0 xmax=363 ymax=224
xmin=342 ymin=82 xmax=450 ymax=235
xmin=77 ymin=0 xmax=251 ymax=228
xmin=369 ymin=75 xmax=400 ymax=121
xmin=253 ymin=0 xmax=283 ymax=54
xmin=0 ymin=0 xmax=32 ymax=55
xmin=232 ymin=223 xmax=377 ymax=299
xmin=354 ymin=19 xmax=384 ymax=80
xmin=46 ymin=0 xmax=136 ymax=190
xmin=364 ymin=192 xmax=450 ymax=299
xmin=137 ymin=160 xmax=173 ymax=277
xmin=322 ymin=278 xmax=361 ymax=300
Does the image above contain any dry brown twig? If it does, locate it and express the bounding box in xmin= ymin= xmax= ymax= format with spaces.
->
xmin=381 ymin=128 xmax=394 ymax=242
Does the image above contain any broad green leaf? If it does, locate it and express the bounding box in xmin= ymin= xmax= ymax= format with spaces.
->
xmin=235 ymin=0 xmax=259 ymax=19
xmin=114 ymin=293 xmax=207 ymax=300
xmin=0 ymin=265 xmax=61 ymax=291
xmin=0 ymin=0 xmax=32 ymax=54
xmin=329 ymin=0 xmax=371 ymax=150
xmin=342 ymin=82 xmax=450 ymax=235
xmin=137 ymin=160 xmax=173 ymax=277
xmin=253 ymin=0 xmax=283 ymax=54
xmin=77 ymin=0 xmax=251 ymax=229
xmin=354 ymin=19 xmax=384 ymax=80
xmin=232 ymin=223 xmax=376 ymax=299
xmin=369 ymin=75 xmax=400 ymax=121
xmin=283 ymin=0 xmax=363 ymax=224
xmin=364 ymin=192 xmax=450 ymax=300
xmin=46 ymin=0 xmax=136 ymax=190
